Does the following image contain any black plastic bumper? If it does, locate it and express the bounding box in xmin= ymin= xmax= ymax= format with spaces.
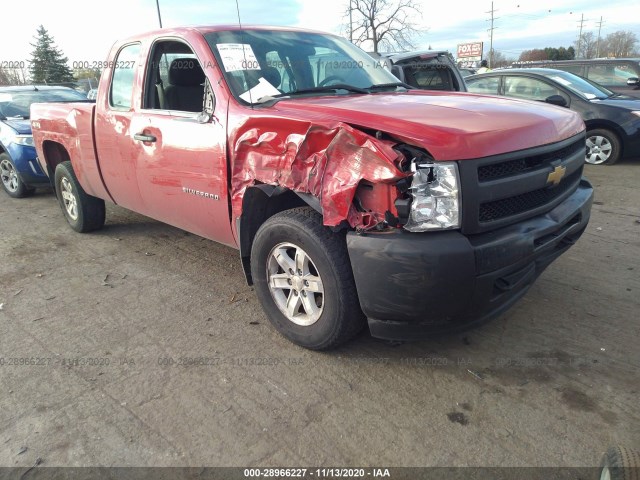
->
xmin=346 ymin=179 xmax=594 ymax=341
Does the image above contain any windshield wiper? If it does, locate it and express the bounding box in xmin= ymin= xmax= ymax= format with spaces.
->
xmin=270 ymin=84 xmax=370 ymax=99
xmin=365 ymin=82 xmax=412 ymax=91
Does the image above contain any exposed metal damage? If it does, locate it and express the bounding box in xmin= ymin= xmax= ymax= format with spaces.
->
xmin=231 ymin=119 xmax=408 ymax=229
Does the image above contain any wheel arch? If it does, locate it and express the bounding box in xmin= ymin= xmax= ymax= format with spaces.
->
xmin=237 ymin=185 xmax=322 ymax=285
xmin=41 ymin=141 xmax=71 ymax=189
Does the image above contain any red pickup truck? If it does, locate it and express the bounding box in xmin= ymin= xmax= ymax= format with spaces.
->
xmin=31 ymin=26 xmax=593 ymax=349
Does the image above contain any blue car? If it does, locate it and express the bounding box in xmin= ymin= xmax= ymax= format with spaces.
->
xmin=0 ymin=86 xmax=89 ymax=197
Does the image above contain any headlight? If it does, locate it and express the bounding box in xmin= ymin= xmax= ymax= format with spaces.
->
xmin=404 ymin=161 xmax=461 ymax=232
xmin=14 ymin=134 xmax=34 ymax=147
xmin=631 ymin=111 xmax=640 ymax=118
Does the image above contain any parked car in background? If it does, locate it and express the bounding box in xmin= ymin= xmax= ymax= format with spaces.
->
xmin=0 ymin=86 xmax=89 ymax=197
xmin=372 ymin=51 xmax=467 ymax=91
xmin=466 ymin=68 xmax=640 ymax=165
xmin=512 ymin=58 xmax=640 ymax=98
xmin=459 ymin=67 xmax=477 ymax=78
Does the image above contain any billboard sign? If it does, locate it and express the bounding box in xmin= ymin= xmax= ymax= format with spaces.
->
xmin=457 ymin=42 xmax=483 ymax=61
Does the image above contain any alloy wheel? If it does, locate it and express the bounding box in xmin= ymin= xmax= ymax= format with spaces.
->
xmin=266 ymin=242 xmax=325 ymax=326
xmin=0 ymin=159 xmax=19 ymax=193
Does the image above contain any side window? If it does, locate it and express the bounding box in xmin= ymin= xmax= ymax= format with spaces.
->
xmin=587 ymin=64 xmax=633 ymax=87
xmin=504 ymin=76 xmax=563 ymax=101
xmin=110 ymin=43 xmax=141 ymax=109
xmin=143 ymin=40 xmax=206 ymax=113
xmin=466 ymin=76 xmax=500 ymax=95
xmin=558 ymin=64 xmax=584 ymax=76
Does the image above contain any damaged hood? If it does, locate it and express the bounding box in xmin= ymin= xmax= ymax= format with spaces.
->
xmin=270 ymin=91 xmax=585 ymax=160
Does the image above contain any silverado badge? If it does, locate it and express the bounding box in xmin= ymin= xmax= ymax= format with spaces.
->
xmin=182 ymin=187 xmax=219 ymax=200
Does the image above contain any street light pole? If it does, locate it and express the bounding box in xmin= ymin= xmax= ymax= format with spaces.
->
xmin=155 ymin=0 xmax=163 ymax=28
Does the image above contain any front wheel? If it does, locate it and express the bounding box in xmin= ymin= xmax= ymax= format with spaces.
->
xmin=0 ymin=153 xmax=35 ymax=198
xmin=54 ymin=161 xmax=105 ymax=233
xmin=586 ymin=129 xmax=621 ymax=165
xmin=599 ymin=446 xmax=640 ymax=480
xmin=250 ymin=207 xmax=365 ymax=350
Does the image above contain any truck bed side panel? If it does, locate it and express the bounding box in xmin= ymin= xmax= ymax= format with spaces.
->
xmin=32 ymin=102 xmax=112 ymax=201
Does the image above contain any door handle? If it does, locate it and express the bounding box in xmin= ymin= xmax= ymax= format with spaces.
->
xmin=134 ymin=132 xmax=157 ymax=143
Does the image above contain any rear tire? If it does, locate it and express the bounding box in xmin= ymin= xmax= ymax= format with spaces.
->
xmin=0 ymin=153 xmax=35 ymax=198
xmin=586 ymin=129 xmax=621 ymax=165
xmin=599 ymin=446 xmax=640 ymax=480
xmin=250 ymin=207 xmax=365 ymax=350
xmin=54 ymin=161 xmax=105 ymax=233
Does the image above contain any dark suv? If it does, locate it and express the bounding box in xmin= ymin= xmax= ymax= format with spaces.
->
xmin=371 ymin=51 xmax=467 ymax=92
xmin=512 ymin=59 xmax=640 ymax=98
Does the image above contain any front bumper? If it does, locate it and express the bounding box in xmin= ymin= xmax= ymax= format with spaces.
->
xmin=346 ymin=178 xmax=594 ymax=341
xmin=5 ymin=144 xmax=49 ymax=186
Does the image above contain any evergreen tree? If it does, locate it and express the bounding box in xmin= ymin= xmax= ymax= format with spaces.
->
xmin=29 ymin=25 xmax=73 ymax=84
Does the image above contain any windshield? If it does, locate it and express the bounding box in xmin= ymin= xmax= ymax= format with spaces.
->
xmin=204 ymin=29 xmax=401 ymax=104
xmin=0 ymin=88 xmax=88 ymax=119
xmin=543 ymin=70 xmax=614 ymax=100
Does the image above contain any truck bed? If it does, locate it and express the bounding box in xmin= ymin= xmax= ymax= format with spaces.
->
xmin=31 ymin=101 xmax=111 ymax=200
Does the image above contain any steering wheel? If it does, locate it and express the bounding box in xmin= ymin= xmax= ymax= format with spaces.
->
xmin=319 ymin=75 xmax=347 ymax=87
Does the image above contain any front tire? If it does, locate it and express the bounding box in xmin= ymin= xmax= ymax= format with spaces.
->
xmin=250 ymin=207 xmax=365 ymax=350
xmin=600 ymin=446 xmax=640 ymax=480
xmin=586 ymin=129 xmax=621 ymax=165
xmin=54 ymin=161 xmax=105 ymax=233
xmin=0 ymin=153 xmax=35 ymax=198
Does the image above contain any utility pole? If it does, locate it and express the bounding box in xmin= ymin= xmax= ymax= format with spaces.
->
xmin=596 ymin=16 xmax=604 ymax=58
xmin=486 ymin=1 xmax=498 ymax=68
xmin=155 ymin=0 xmax=163 ymax=28
xmin=576 ymin=14 xmax=586 ymax=58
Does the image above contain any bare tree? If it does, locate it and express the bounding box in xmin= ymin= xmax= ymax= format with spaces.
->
xmin=345 ymin=0 xmax=423 ymax=53
xmin=490 ymin=50 xmax=514 ymax=68
xmin=0 ymin=67 xmax=26 ymax=86
xmin=574 ymin=31 xmax=598 ymax=59
xmin=600 ymin=31 xmax=639 ymax=57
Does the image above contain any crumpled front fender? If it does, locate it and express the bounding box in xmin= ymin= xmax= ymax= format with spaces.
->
xmin=231 ymin=118 xmax=406 ymax=228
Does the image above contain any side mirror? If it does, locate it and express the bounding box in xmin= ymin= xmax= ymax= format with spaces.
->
xmin=198 ymin=79 xmax=216 ymax=123
xmin=626 ymin=77 xmax=639 ymax=87
xmin=545 ymin=94 xmax=568 ymax=107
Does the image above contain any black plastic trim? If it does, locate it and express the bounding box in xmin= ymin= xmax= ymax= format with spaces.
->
xmin=346 ymin=178 xmax=593 ymax=341
xmin=459 ymin=132 xmax=586 ymax=234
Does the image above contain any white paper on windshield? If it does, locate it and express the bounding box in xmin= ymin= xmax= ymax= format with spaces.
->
xmin=0 ymin=93 xmax=13 ymax=102
xmin=216 ymin=43 xmax=260 ymax=72
xmin=550 ymin=76 xmax=571 ymax=86
xmin=239 ymin=78 xmax=281 ymax=103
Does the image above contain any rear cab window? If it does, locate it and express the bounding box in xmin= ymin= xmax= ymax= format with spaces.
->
xmin=109 ymin=43 xmax=141 ymax=109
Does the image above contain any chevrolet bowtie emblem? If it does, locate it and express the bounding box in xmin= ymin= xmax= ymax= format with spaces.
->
xmin=547 ymin=165 xmax=566 ymax=187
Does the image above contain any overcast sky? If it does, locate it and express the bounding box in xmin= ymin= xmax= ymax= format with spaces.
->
xmin=1 ymin=0 xmax=638 ymax=67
